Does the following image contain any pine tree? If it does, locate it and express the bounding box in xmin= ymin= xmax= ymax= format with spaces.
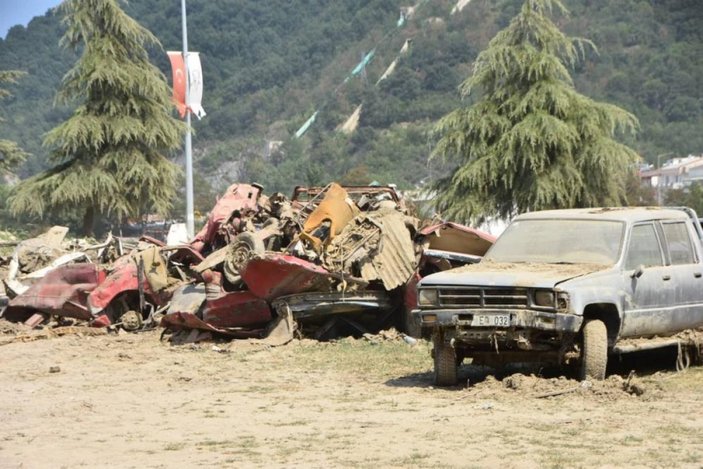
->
xmin=10 ymin=0 xmax=184 ymax=235
xmin=0 ymin=70 xmax=29 ymax=175
xmin=431 ymin=0 xmax=639 ymax=223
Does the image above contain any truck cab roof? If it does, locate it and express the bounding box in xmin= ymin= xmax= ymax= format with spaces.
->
xmin=515 ymin=207 xmax=690 ymax=223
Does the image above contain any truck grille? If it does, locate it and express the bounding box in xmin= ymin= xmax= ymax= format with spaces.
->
xmin=437 ymin=287 xmax=529 ymax=308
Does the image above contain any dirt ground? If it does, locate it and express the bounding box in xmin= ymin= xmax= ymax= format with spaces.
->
xmin=2 ymin=324 xmax=703 ymax=468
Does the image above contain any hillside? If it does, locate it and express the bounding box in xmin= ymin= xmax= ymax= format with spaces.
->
xmin=1 ymin=0 xmax=702 ymax=208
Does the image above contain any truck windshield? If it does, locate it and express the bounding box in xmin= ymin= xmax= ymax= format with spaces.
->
xmin=484 ymin=219 xmax=624 ymax=265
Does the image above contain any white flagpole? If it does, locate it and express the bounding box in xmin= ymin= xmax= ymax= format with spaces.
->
xmin=181 ymin=0 xmax=195 ymax=239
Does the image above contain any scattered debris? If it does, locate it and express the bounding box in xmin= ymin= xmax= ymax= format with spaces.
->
xmin=402 ymin=334 xmax=418 ymax=346
xmin=0 ymin=318 xmax=32 ymax=335
xmin=360 ymin=328 xmax=411 ymax=345
xmin=0 ymin=325 xmax=108 ymax=346
xmin=534 ymin=381 xmax=591 ymax=399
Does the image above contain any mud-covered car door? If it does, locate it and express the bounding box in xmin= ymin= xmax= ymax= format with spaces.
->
xmin=659 ymin=220 xmax=703 ymax=331
xmin=620 ymin=222 xmax=675 ymax=337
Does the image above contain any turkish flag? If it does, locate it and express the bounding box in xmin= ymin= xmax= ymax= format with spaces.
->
xmin=167 ymin=51 xmax=187 ymax=118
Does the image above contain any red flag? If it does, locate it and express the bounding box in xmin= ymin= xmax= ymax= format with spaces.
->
xmin=167 ymin=51 xmax=187 ymax=118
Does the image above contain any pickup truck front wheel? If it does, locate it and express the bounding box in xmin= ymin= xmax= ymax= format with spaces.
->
xmin=580 ymin=319 xmax=608 ymax=380
xmin=433 ymin=334 xmax=458 ymax=386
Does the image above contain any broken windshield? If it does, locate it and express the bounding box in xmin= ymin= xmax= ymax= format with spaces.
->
xmin=484 ymin=219 xmax=624 ymax=265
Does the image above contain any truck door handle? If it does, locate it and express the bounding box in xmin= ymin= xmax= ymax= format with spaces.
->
xmin=695 ymin=272 xmax=702 ymax=278
xmin=662 ymin=275 xmax=671 ymax=281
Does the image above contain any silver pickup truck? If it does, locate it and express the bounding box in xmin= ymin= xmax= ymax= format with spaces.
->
xmin=414 ymin=207 xmax=703 ymax=385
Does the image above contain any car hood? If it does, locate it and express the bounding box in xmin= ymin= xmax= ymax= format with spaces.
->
xmin=419 ymin=261 xmax=610 ymax=289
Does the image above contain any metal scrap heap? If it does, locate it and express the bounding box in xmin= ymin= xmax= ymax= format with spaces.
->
xmin=0 ymin=182 xmax=495 ymax=343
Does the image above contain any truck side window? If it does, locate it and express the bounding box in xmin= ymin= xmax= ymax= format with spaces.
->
xmin=662 ymin=222 xmax=695 ymax=265
xmin=624 ymin=224 xmax=664 ymax=270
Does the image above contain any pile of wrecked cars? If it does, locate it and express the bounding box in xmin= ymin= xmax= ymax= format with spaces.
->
xmin=0 ymin=182 xmax=495 ymax=344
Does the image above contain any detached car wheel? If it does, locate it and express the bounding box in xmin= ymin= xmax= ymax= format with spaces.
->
xmin=580 ymin=319 xmax=608 ymax=380
xmin=223 ymin=232 xmax=265 ymax=284
xmin=433 ymin=334 xmax=458 ymax=386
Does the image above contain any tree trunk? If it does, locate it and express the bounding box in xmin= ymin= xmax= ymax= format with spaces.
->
xmin=82 ymin=205 xmax=95 ymax=237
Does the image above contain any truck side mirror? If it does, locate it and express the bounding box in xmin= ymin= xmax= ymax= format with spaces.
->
xmin=631 ymin=265 xmax=645 ymax=279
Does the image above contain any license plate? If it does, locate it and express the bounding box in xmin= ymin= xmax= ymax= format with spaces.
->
xmin=472 ymin=314 xmax=510 ymax=327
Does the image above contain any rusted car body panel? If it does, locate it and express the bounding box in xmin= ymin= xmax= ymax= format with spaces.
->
xmin=241 ymin=254 xmax=335 ymax=300
xmin=5 ymin=264 xmax=106 ymax=322
xmin=403 ymin=272 xmax=421 ymax=312
xmin=87 ymin=254 xmax=157 ymax=315
xmin=324 ymin=209 xmax=416 ymax=290
xmin=202 ymin=291 xmax=272 ymax=328
xmin=272 ymin=291 xmax=392 ymax=319
xmin=419 ymin=222 xmax=496 ymax=257
xmin=167 ymin=245 xmax=205 ymax=269
xmin=358 ymin=210 xmax=416 ymax=289
xmin=166 ymin=284 xmax=207 ymax=315
xmin=300 ymin=183 xmax=359 ymax=252
xmin=86 ymin=244 xmax=173 ymax=316
xmin=160 ymin=311 xmax=266 ymax=338
xmin=190 ymin=183 xmax=263 ymax=253
xmin=162 ymin=274 xmax=272 ymax=332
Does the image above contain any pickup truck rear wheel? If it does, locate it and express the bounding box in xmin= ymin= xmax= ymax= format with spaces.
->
xmin=433 ymin=334 xmax=458 ymax=386
xmin=580 ymin=319 xmax=608 ymax=380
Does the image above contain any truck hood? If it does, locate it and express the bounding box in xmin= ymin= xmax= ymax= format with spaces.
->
xmin=419 ymin=261 xmax=609 ymax=289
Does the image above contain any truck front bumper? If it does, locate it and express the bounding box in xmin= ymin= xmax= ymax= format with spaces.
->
xmin=413 ymin=308 xmax=582 ymax=333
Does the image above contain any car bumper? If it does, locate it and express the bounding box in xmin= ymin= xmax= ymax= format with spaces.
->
xmin=413 ymin=308 xmax=582 ymax=333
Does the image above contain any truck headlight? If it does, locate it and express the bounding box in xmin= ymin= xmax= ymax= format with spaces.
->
xmin=534 ymin=290 xmax=555 ymax=307
xmin=557 ymin=292 xmax=570 ymax=310
xmin=418 ymin=289 xmax=439 ymax=307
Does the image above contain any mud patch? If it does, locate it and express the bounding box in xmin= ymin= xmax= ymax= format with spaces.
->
xmin=463 ymin=372 xmax=651 ymax=401
xmin=449 ymin=260 xmax=608 ymax=278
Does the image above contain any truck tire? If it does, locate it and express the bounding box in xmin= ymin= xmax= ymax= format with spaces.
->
xmin=433 ymin=334 xmax=458 ymax=386
xmin=580 ymin=319 xmax=608 ymax=380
